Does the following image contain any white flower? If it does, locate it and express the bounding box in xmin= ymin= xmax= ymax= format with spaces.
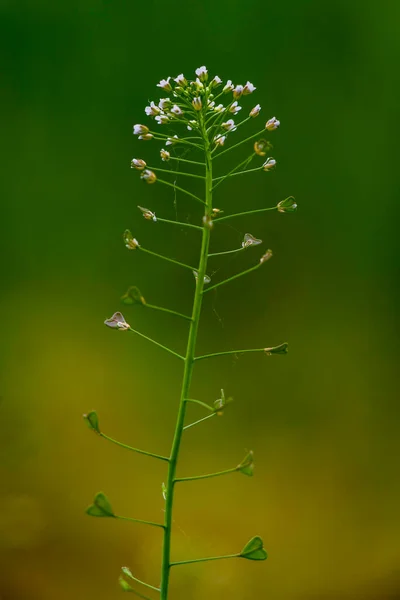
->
xmin=214 ymin=135 xmax=226 ymax=146
xmin=166 ymin=135 xmax=179 ymax=146
xmin=141 ymin=169 xmax=157 ymax=183
xmin=160 ymin=149 xmax=170 ymax=161
xmin=174 ymin=73 xmax=187 ymax=87
xmin=192 ymin=97 xmax=202 ymax=111
xmin=133 ymin=124 xmax=149 ymax=136
xmin=145 ymin=101 xmax=160 ymax=116
xmin=223 ymin=80 xmax=234 ymax=93
xmin=155 ymin=114 xmax=169 ymax=124
xmin=210 ymin=75 xmax=222 ymax=88
xmin=229 ymin=101 xmax=242 ymax=115
xmin=233 ymin=84 xmax=244 ymax=99
xmin=158 ymin=98 xmax=172 ymax=110
xmin=138 ymin=133 xmax=154 ymax=140
xmin=170 ymin=105 xmax=183 ymax=116
xmin=222 ymin=119 xmax=237 ymax=132
xmin=195 ymin=65 xmax=208 ymax=82
xmin=208 ymin=100 xmax=215 ymax=109
xmin=131 ymin=158 xmax=146 ymax=170
xmin=263 ymin=158 xmax=276 ymax=171
xmin=250 ymin=104 xmax=261 ymax=118
xmin=214 ymin=104 xmax=225 ymax=112
xmin=265 ymin=116 xmax=280 ymax=130
xmin=187 ymin=119 xmax=197 ymax=130
xmin=243 ymin=81 xmax=256 ymax=95
xmin=157 ymin=77 xmax=172 ymax=91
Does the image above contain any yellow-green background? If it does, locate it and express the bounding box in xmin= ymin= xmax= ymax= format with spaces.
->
xmin=1 ymin=1 xmax=399 ymax=598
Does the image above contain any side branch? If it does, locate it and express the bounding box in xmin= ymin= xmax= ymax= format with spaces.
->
xmin=156 ymin=217 xmax=203 ymax=231
xmin=148 ymin=166 xmax=205 ymax=180
xmin=183 ymin=414 xmax=216 ymax=430
xmin=202 ymin=263 xmax=261 ymax=293
xmin=100 ymin=432 xmax=170 ymax=462
xmin=213 ymin=206 xmax=277 ymax=223
xmin=194 ymin=348 xmax=267 ymax=362
xmin=144 ymin=302 xmax=192 ymax=322
xmin=174 ymin=466 xmax=237 ymax=483
xmin=138 ymin=246 xmax=197 ymax=272
xmin=128 ymin=327 xmax=184 ymax=360
xmin=117 ymin=515 xmax=165 ymax=529
xmin=156 ymin=178 xmax=206 ymax=205
xmin=171 ymin=554 xmax=239 ymax=567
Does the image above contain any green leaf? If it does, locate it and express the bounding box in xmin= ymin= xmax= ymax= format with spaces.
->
xmin=240 ymin=536 xmax=268 ymax=561
xmin=237 ymin=451 xmax=254 ymax=476
xmin=277 ymin=196 xmax=297 ymax=213
xmin=86 ymin=492 xmax=115 ymax=518
xmin=83 ymin=410 xmax=100 ymax=434
xmin=121 ymin=286 xmax=146 ymax=306
xmin=264 ymin=342 xmax=288 ymax=356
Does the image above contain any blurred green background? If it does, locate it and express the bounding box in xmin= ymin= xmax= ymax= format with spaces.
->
xmin=1 ymin=0 xmax=399 ymax=598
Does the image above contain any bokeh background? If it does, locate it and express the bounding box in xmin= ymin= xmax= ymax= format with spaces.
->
xmin=1 ymin=0 xmax=399 ymax=598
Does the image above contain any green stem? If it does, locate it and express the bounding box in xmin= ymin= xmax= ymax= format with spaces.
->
xmin=148 ymin=166 xmax=205 ymax=180
xmin=175 ymin=466 xmax=237 ymax=482
xmin=212 ymin=166 xmax=263 ymax=181
xmin=202 ymin=263 xmax=261 ymax=293
xmin=117 ymin=515 xmax=165 ymax=530
xmin=183 ymin=413 xmax=216 ymax=430
xmin=156 ymin=178 xmax=206 ymax=205
xmin=100 ymin=432 xmax=169 ymax=462
xmin=138 ymin=246 xmax=196 ymax=272
xmin=128 ymin=327 xmax=184 ymax=361
xmin=208 ymin=246 xmax=245 ymax=258
xmin=212 ymin=154 xmax=255 ymax=191
xmin=213 ymin=206 xmax=277 ymax=223
xmin=169 ymin=156 xmax=205 ymax=166
xmin=195 ymin=348 xmax=266 ymax=362
xmin=144 ymin=303 xmax=192 ymax=322
xmin=160 ymin=112 xmax=212 ymax=600
xmin=214 ymin=127 xmax=267 ymax=159
xmin=156 ymin=217 xmax=202 ymax=231
xmin=184 ymin=398 xmax=214 ymax=412
xmin=171 ymin=554 xmax=239 ymax=567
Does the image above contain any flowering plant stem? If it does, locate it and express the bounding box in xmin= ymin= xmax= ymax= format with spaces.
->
xmin=160 ymin=114 xmax=212 ymax=600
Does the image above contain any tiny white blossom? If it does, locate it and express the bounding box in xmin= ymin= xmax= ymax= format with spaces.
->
xmin=160 ymin=149 xmax=170 ymax=161
xmin=138 ymin=133 xmax=154 ymax=140
xmin=166 ymin=135 xmax=179 ymax=146
xmin=208 ymin=100 xmax=215 ymax=109
xmin=133 ymin=124 xmax=149 ymax=136
xmin=229 ymin=101 xmax=242 ymax=115
xmin=210 ymin=75 xmax=222 ymax=88
xmin=214 ymin=135 xmax=226 ymax=146
xmin=266 ymin=116 xmax=280 ymax=130
xmin=263 ymin=158 xmax=276 ymax=171
xmin=250 ymin=104 xmax=261 ymax=118
xmin=233 ymin=85 xmax=244 ymax=99
xmin=170 ymin=105 xmax=183 ymax=116
xmin=131 ymin=158 xmax=146 ymax=170
xmin=243 ymin=81 xmax=256 ymax=95
xmin=145 ymin=101 xmax=160 ymax=116
xmin=141 ymin=169 xmax=157 ymax=183
xmin=192 ymin=97 xmax=202 ymax=111
xmin=195 ymin=65 xmax=208 ymax=82
xmin=223 ymin=80 xmax=234 ymax=93
xmin=155 ymin=114 xmax=169 ymax=124
xmin=187 ymin=119 xmax=197 ymax=130
xmin=214 ymin=104 xmax=225 ymax=112
xmin=158 ymin=98 xmax=172 ymax=110
xmin=222 ymin=119 xmax=237 ymax=132
xmin=174 ymin=73 xmax=187 ymax=87
xmin=157 ymin=77 xmax=172 ymax=91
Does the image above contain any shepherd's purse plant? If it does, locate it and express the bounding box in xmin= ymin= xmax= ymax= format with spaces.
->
xmin=83 ymin=66 xmax=296 ymax=600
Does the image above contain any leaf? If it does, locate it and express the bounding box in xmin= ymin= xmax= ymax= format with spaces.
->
xmin=240 ymin=536 xmax=268 ymax=561
xmin=86 ymin=492 xmax=115 ymax=518
xmin=237 ymin=450 xmax=254 ymax=476
xmin=121 ymin=286 xmax=146 ymax=306
xmin=83 ymin=410 xmax=100 ymax=434
xmin=264 ymin=342 xmax=288 ymax=355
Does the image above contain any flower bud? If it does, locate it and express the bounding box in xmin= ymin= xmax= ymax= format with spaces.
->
xmin=223 ymin=80 xmax=234 ymax=93
xmin=229 ymin=101 xmax=242 ymax=115
xmin=214 ymin=134 xmax=226 ymax=146
xmin=195 ymin=65 xmax=208 ymax=82
xmin=166 ymin=135 xmax=179 ymax=146
xmin=264 ymin=342 xmax=288 ymax=355
xmin=233 ymin=84 xmax=244 ymax=99
xmin=193 ymin=270 xmax=211 ymax=284
xmin=222 ymin=119 xmax=236 ymax=132
xmin=140 ymin=169 xmax=157 ymax=183
xmin=210 ymin=75 xmax=222 ymax=88
xmin=192 ymin=97 xmax=202 ymax=111
xmin=170 ymin=105 xmax=183 ymax=116
xmin=254 ymin=138 xmax=271 ymax=156
xmin=138 ymin=133 xmax=154 ymax=140
xmin=259 ymin=249 xmax=273 ymax=264
xmin=265 ymin=116 xmax=280 ymax=130
xmin=243 ymin=81 xmax=256 ymax=95
xmin=160 ymin=149 xmax=170 ymax=161
xmin=123 ymin=229 xmax=140 ymax=250
xmin=242 ymin=233 xmax=262 ymax=248
xmin=155 ymin=114 xmax=169 ymax=125
xmin=202 ymin=215 xmax=214 ymax=229
xmin=130 ymin=158 xmax=146 ymax=170
xmin=157 ymin=77 xmax=172 ymax=91
xmin=174 ymin=73 xmax=188 ymax=87
xmin=145 ymin=101 xmax=160 ymax=116
xmin=104 ymin=311 xmax=130 ymax=331
xmin=158 ymin=98 xmax=172 ymax=110
xmin=138 ymin=205 xmax=156 ymax=221
xmin=250 ymin=104 xmax=261 ymax=118
xmin=263 ymin=158 xmax=276 ymax=171
xmin=214 ymin=104 xmax=225 ymax=113
xmin=133 ymin=124 xmax=149 ymax=136
xmin=211 ymin=208 xmax=224 ymax=218
xmin=187 ymin=120 xmax=198 ymax=130
xmin=277 ymin=196 xmax=297 ymax=213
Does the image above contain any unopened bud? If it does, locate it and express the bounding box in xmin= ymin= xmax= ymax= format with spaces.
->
xmin=202 ymin=215 xmax=214 ymax=229
xmin=131 ymin=158 xmax=146 ymax=170
xmin=155 ymin=114 xmax=169 ymax=125
xmin=277 ymin=196 xmax=297 ymax=213
xmin=160 ymin=149 xmax=170 ymax=161
xmin=263 ymin=158 xmax=276 ymax=171
xmin=192 ymin=97 xmax=202 ymax=111
xmin=250 ymin=104 xmax=261 ymax=118
xmin=265 ymin=116 xmax=280 ymax=131
xmin=141 ymin=169 xmax=157 ymax=184
xmin=104 ymin=311 xmax=130 ymax=330
xmin=211 ymin=208 xmax=224 ymax=218
xmin=193 ymin=270 xmax=211 ymax=284
xmin=233 ymin=84 xmax=244 ymax=99
xmin=133 ymin=124 xmax=149 ymax=136
xmin=174 ymin=73 xmax=188 ymax=87
xmin=138 ymin=133 xmax=154 ymax=140
xmin=259 ymin=249 xmax=273 ymax=264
